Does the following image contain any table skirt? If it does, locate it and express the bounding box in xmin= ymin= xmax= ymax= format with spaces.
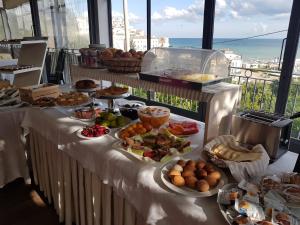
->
xmin=29 ymin=129 xmax=147 ymax=225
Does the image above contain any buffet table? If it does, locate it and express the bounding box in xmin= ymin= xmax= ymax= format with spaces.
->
xmin=70 ymin=65 xmax=241 ymax=142
xmin=18 ymin=105 xmax=298 ymax=225
xmin=20 ymin=106 xmax=236 ymax=225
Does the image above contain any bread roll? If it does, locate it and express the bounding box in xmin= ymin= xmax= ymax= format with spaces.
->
xmin=183 ymin=164 xmax=196 ymax=172
xmin=196 ymin=179 xmax=210 ymax=192
xmin=208 ymin=171 xmax=221 ymax=180
xmin=196 ymin=169 xmax=208 ymax=179
xmin=182 ymin=170 xmax=195 ymax=178
xmin=196 ymin=160 xmax=206 ymax=170
xmin=171 ymin=175 xmax=185 ymax=187
xmin=184 ymin=176 xmax=197 ymax=189
xmin=177 ymin=160 xmax=186 ymax=167
xmin=205 ymin=176 xmax=218 ymax=187
xmin=173 ymin=164 xmax=183 ymax=172
xmin=186 ymin=160 xmax=196 ymax=168
xmin=168 ymin=169 xmax=181 ymax=178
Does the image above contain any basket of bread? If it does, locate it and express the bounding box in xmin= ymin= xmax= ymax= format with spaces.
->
xmin=100 ymin=48 xmax=145 ymax=73
xmin=203 ymin=135 xmax=270 ymax=182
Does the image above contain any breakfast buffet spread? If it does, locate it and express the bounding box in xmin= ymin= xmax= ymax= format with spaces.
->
xmin=0 ymin=74 xmax=299 ymax=225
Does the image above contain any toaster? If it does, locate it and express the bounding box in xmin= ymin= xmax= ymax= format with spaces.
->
xmin=231 ymin=111 xmax=293 ymax=161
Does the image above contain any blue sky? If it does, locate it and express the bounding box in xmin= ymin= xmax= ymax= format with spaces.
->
xmin=112 ymin=0 xmax=293 ymax=39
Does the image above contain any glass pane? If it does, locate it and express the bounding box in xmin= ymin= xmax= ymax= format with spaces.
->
xmin=288 ymin=36 xmax=300 ymax=138
xmin=112 ymin=0 xmax=147 ymax=51
xmin=6 ymin=3 xmax=33 ymax=39
xmin=38 ymin=0 xmax=89 ymax=48
xmin=214 ymin=1 xmax=294 ymax=114
xmin=151 ymin=0 xmax=204 ymax=49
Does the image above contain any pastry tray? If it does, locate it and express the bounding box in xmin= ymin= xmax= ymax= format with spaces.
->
xmin=139 ymin=70 xmax=226 ymax=91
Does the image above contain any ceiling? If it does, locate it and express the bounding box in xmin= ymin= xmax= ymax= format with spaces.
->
xmin=1 ymin=0 xmax=29 ymax=9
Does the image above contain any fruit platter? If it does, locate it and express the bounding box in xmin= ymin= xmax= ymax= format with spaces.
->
xmin=77 ymin=124 xmax=110 ymax=139
xmin=95 ymin=111 xmax=130 ymax=128
xmin=115 ymin=127 xmax=193 ymax=163
xmin=217 ymin=173 xmax=300 ymax=225
xmin=167 ymin=121 xmax=199 ymax=136
xmin=160 ymin=157 xmax=227 ymax=197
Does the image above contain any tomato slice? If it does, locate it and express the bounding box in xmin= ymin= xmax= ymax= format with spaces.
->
xmin=182 ymin=127 xmax=199 ymax=135
xmin=143 ymin=150 xmax=155 ymax=158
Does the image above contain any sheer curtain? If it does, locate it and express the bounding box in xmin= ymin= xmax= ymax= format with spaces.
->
xmin=38 ymin=0 xmax=89 ymax=49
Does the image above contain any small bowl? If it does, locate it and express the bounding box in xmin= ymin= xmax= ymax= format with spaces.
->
xmin=74 ymin=106 xmax=102 ymax=120
xmin=117 ymin=100 xmax=145 ymax=120
xmin=137 ymin=106 xmax=170 ymax=128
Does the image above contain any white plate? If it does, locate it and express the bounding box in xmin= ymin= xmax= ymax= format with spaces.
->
xmin=57 ymin=99 xmax=93 ymax=108
xmin=70 ymin=115 xmax=95 ymax=122
xmin=76 ymin=127 xmax=110 ymax=139
xmin=160 ymin=157 xmax=228 ymax=197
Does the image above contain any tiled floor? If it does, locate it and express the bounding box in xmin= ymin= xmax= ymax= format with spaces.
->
xmin=0 ymin=178 xmax=60 ymax=225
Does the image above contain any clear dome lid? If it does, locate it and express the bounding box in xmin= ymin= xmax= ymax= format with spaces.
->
xmin=141 ymin=48 xmax=229 ymax=81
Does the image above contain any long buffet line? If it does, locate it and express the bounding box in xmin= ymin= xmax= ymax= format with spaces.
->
xmin=0 ymin=74 xmax=299 ymax=225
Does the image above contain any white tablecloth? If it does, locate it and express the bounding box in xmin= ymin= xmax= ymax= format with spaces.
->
xmin=18 ymin=106 xmax=298 ymax=225
xmin=0 ymin=108 xmax=29 ymax=187
xmin=21 ymin=107 xmax=234 ymax=225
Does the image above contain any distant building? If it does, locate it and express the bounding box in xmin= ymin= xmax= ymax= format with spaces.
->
xmin=112 ymin=16 xmax=169 ymax=51
xmin=221 ymin=49 xmax=242 ymax=74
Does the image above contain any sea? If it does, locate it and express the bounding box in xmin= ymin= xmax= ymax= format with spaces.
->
xmin=169 ymin=38 xmax=300 ymax=62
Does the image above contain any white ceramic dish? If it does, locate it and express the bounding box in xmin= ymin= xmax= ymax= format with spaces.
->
xmin=112 ymin=136 xmax=195 ymax=164
xmin=160 ymin=156 xmax=228 ymax=197
xmin=76 ymin=127 xmax=110 ymax=139
xmin=57 ymin=99 xmax=93 ymax=108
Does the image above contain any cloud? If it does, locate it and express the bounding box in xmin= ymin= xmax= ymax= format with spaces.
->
xmin=152 ymin=0 xmax=292 ymax=22
xmin=152 ymin=0 xmax=205 ymax=22
xmin=226 ymin=0 xmax=291 ymax=18
xmin=112 ymin=10 xmax=142 ymax=24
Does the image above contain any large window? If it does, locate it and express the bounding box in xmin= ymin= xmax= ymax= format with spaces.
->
xmin=38 ymin=0 xmax=89 ymax=49
xmin=151 ymin=0 xmax=204 ymax=49
xmin=112 ymin=0 xmax=147 ymax=51
xmin=213 ymin=0 xmax=294 ymax=69
xmin=6 ymin=2 xmax=33 ymax=39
